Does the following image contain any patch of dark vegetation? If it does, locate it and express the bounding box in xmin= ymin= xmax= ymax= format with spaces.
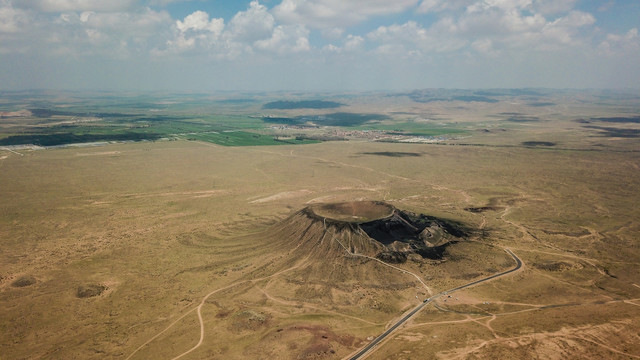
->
xmin=452 ymin=95 xmax=499 ymax=103
xmin=590 ymin=116 xmax=640 ymax=123
xmin=30 ymin=108 xmax=131 ymax=118
xmin=506 ymin=116 xmax=539 ymax=122
xmin=76 ymin=284 xmax=107 ymax=298
xmin=285 ymin=325 xmax=352 ymax=359
xmin=297 ymin=135 xmax=348 ymax=142
xmin=583 ymin=125 xmax=640 ymax=138
xmin=176 ymin=263 xmax=220 ymax=275
xmin=407 ymin=90 xmax=498 ymax=103
xmin=376 ymin=251 xmax=408 ymax=263
xmin=29 ymin=108 xmax=79 ymax=117
xmin=540 ymin=303 xmax=581 ymax=310
xmin=474 ymin=89 xmax=542 ymax=96
xmin=230 ymin=310 xmax=271 ymax=332
xmin=262 ymin=116 xmax=299 ymax=124
xmin=454 ymin=272 xmax=484 ymax=280
xmin=175 ymin=232 xmax=220 ymax=248
xmin=216 ymin=309 xmax=232 ymax=318
xmin=360 ymin=152 xmax=422 ymax=157
xmin=528 ymin=102 xmax=555 ymax=107
xmin=11 ymin=275 xmax=36 ymax=287
xmin=133 ymin=115 xmax=190 ymax=122
xmin=522 ymin=141 xmax=556 ymax=146
xmin=478 ymin=128 xmax=506 ymax=133
xmin=263 ymin=100 xmax=344 ymax=109
xmin=307 ymin=112 xmax=389 ymax=126
xmin=541 ymin=228 xmax=591 ymax=237
xmin=464 ymin=206 xmax=502 ymax=213
xmin=533 ymin=261 xmax=580 ymax=272
xmin=272 ymin=136 xmax=320 ymax=144
xmin=0 ymin=132 xmax=161 ymax=146
xmin=213 ymin=98 xmax=257 ymax=104
xmin=498 ymin=112 xmax=521 ymax=116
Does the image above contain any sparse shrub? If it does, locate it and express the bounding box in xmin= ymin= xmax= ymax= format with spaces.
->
xmin=76 ymin=284 xmax=107 ymax=298
xmin=12 ymin=275 xmax=36 ymax=287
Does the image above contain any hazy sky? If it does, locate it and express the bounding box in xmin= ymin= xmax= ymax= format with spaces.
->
xmin=1 ymin=0 xmax=639 ymax=91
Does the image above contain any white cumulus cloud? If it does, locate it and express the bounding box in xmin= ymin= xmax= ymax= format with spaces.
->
xmin=538 ymin=10 xmax=595 ymax=47
xmin=164 ymin=11 xmax=224 ymax=53
xmin=417 ymin=0 xmax=473 ymax=13
xmin=273 ymin=0 xmax=419 ymax=29
xmin=320 ymin=33 xmax=364 ymax=54
xmin=176 ymin=10 xmax=224 ymax=35
xmin=48 ymin=7 xmax=172 ymax=58
xmin=19 ymin=0 xmax=137 ymax=12
xmin=368 ymin=20 xmax=467 ymax=55
xmin=0 ymin=1 xmax=31 ymax=33
xmin=254 ymin=24 xmax=310 ymax=54
xmin=344 ymin=34 xmax=364 ymax=51
xmin=599 ymin=28 xmax=640 ymax=56
xmin=226 ymin=0 xmax=274 ymax=42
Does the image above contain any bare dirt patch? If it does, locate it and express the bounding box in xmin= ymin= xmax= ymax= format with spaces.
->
xmin=250 ymin=190 xmax=312 ymax=204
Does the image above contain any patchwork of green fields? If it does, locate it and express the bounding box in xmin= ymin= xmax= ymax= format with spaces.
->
xmin=0 ymin=92 xmax=468 ymax=147
xmin=184 ymin=131 xmax=319 ymax=146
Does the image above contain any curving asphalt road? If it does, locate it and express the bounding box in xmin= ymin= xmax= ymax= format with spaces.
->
xmin=347 ymin=248 xmax=522 ymax=360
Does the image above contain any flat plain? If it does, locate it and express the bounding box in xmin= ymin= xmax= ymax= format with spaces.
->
xmin=1 ymin=89 xmax=639 ymax=359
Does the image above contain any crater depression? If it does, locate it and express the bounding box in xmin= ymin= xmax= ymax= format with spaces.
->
xmin=302 ymin=201 xmax=470 ymax=262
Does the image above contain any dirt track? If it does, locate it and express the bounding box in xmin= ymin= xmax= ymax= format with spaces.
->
xmin=346 ymin=248 xmax=523 ymax=360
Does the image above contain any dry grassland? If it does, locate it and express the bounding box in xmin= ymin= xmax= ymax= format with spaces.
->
xmin=1 ymin=116 xmax=639 ymax=359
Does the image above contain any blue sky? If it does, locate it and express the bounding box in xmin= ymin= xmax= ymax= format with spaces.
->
xmin=1 ymin=0 xmax=639 ymax=91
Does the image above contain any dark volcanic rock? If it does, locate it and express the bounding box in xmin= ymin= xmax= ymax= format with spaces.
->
xmin=295 ymin=201 xmax=471 ymax=264
xmin=360 ymin=209 xmax=469 ymax=262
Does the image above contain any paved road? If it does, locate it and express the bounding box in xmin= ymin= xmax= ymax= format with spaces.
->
xmin=348 ymin=248 xmax=522 ymax=360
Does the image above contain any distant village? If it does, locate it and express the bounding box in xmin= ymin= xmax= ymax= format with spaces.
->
xmin=270 ymin=124 xmax=452 ymax=143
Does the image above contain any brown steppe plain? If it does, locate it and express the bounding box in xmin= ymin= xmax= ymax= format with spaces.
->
xmin=1 ymin=119 xmax=640 ymax=359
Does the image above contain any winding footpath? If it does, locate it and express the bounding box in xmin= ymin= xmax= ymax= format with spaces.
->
xmin=346 ymin=248 xmax=523 ymax=360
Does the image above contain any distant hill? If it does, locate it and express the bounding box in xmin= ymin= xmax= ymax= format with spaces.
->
xmin=262 ymin=100 xmax=344 ymax=109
